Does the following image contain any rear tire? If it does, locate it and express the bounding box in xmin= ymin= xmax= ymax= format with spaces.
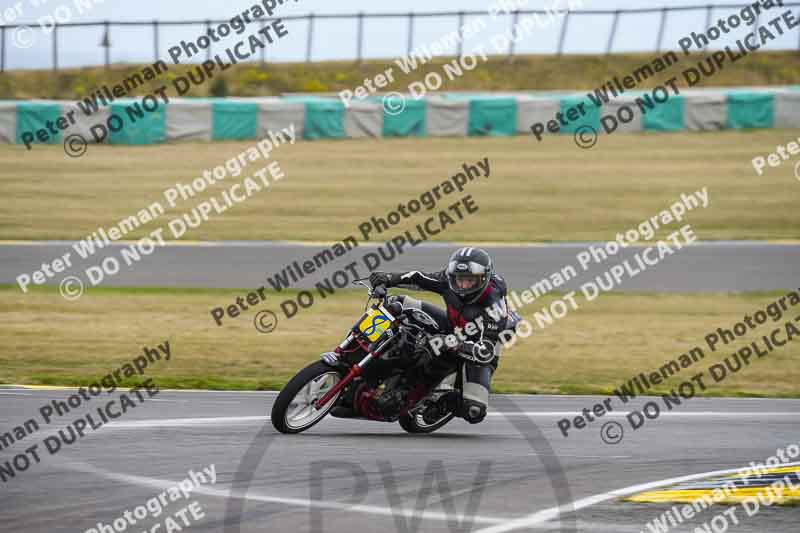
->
xmin=271 ymin=361 xmax=344 ymax=434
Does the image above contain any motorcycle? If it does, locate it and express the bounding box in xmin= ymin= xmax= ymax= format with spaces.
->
xmin=271 ymin=279 xmax=491 ymax=434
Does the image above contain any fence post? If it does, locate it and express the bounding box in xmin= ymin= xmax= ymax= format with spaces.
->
xmin=1 ymin=27 xmax=5 ymax=73
xmin=606 ymin=10 xmax=620 ymax=55
xmin=205 ymin=20 xmax=212 ymax=61
xmin=407 ymin=12 xmax=414 ymax=56
xmin=306 ymin=13 xmax=314 ymax=62
xmin=457 ymin=10 xmax=464 ymax=57
xmin=356 ymin=11 xmax=364 ymax=63
xmin=53 ymin=23 xmax=58 ymax=72
xmin=508 ymin=10 xmax=520 ymax=61
xmin=153 ymin=20 xmax=159 ymax=62
xmin=261 ymin=20 xmax=267 ymax=65
xmin=557 ymin=11 xmax=570 ymax=56
xmin=704 ymin=5 xmax=712 ymax=52
xmin=656 ymin=7 xmax=667 ymax=53
xmin=104 ymin=21 xmax=110 ymax=69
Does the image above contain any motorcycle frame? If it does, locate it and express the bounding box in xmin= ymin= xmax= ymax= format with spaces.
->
xmin=313 ymin=287 xmax=468 ymax=415
xmin=313 ymin=302 xmax=400 ymax=410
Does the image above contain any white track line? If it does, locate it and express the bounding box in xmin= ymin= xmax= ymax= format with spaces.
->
xmin=63 ymin=457 xmax=800 ymax=531
xmin=0 ymin=386 xmax=279 ymax=395
xmin=97 ymin=416 xmax=634 ymax=459
xmin=100 ymin=411 xmax=800 ymax=431
xmin=62 ymin=461 xmax=511 ymax=526
xmin=474 ymin=460 xmax=800 ymax=533
xmin=486 ymin=412 xmax=800 ymax=417
xmin=105 ymin=416 xmax=266 ymax=429
xmin=523 ymin=453 xmax=631 ymax=459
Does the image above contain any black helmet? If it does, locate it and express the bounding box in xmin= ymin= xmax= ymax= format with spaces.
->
xmin=446 ymin=247 xmax=493 ymax=302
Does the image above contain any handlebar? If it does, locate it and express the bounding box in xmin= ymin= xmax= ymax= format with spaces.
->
xmin=353 ymin=277 xmax=387 ymax=300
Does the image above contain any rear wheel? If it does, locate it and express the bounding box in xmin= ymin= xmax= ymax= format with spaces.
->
xmin=271 ymin=362 xmax=343 ymax=434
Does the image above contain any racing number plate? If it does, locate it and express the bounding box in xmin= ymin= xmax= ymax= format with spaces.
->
xmin=358 ymin=306 xmax=394 ymax=342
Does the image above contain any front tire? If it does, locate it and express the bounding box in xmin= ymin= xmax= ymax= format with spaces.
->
xmin=271 ymin=361 xmax=343 ymax=434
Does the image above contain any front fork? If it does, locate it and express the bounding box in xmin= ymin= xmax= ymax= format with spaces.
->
xmin=314 ymin=353 xmax=372 ymax=410
xmin=313 ymin=328 xmax=396 ymax=410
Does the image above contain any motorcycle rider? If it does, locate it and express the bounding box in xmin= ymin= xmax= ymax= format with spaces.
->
xmin=362 ymin=247 xmax=516 ymax=424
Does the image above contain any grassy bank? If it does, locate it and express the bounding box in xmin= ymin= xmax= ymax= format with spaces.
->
xmin=2 ymin=51 xmax=799 ymax=99
xmin=1 ymin=131 xmax=799 ymax=242
xmin=2 ymin=286 xmax=798 ymax=397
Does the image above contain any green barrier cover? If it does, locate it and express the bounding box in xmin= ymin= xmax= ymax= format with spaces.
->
xmin=726 ymin=92 xmax=774 ymax=129
xmin=382 ymin=98 xmax=426 ymax=137
xmin=642 ymin=95 xmax=685 ymax=132
xmin=109 ymin=100 xmax=166 ymax=145
xmin=304 ymin=100 xmax=345 ymax=140
xmin=558 ymin=95 xmax=601 ymax=133
xmin=468 ymin=98 xmax=517 ymax=136
xmin=16 ymin=102 xmax=62 ymax=145
xmin=7 ymin=88 xmax=796 ymax=146
xmin=211 ymin=101 xmax=258 ymax=141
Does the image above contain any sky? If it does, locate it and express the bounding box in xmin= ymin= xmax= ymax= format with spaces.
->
xmin=2 ymin=0 xmax=799 ymax=70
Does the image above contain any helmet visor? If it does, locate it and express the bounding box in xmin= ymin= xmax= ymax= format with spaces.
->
xmin=453 ymin=273 xmax=481 ymax=291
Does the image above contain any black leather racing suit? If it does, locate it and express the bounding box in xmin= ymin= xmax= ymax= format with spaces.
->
xmin=384 ymin=270 xmax=513 ymax=423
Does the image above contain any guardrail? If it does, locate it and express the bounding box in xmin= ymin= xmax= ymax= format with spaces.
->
xmin=2 ymin=2 xmax=799 ymax=72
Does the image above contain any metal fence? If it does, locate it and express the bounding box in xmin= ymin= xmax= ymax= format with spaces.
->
xmin=2 ymin=3 xmax=800 ymax=72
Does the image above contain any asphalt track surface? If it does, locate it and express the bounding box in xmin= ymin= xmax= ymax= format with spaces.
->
xmin=3 ymin=241 xmax=800 ymax=292
xmin=2 ymin=389 xmax=799 ymax=533
xmin=3 ymin=242 xmax=798 ymax=533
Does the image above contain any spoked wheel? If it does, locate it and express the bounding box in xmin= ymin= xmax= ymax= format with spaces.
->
xmin=271 ymin=362 xmax=343 ymax=434
xmin=399 ymin=396 xmax=456 ymax=434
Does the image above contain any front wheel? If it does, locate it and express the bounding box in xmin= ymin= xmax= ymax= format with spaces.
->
xmin=271 ymin=361 xmax=344 ymax=434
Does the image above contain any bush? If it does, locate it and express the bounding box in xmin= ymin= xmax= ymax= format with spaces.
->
xmin=302 ymin=79 xmax=328 ymax=92
xmin=210 ymin=77 xmax=229 ymax=97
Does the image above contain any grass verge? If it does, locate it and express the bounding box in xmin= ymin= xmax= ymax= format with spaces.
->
xmin=1 ymin=131 xmax=799 ymax=242
xmin=2 ymin=285 xmax=798 ymax=397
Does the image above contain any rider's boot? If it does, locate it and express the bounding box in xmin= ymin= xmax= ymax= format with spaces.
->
xmin=422 ymin=391 xmax=460 ymax=424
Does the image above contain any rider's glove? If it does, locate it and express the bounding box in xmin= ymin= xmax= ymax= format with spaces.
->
xmin=369 ymin=271 xmax=394 ymax=288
